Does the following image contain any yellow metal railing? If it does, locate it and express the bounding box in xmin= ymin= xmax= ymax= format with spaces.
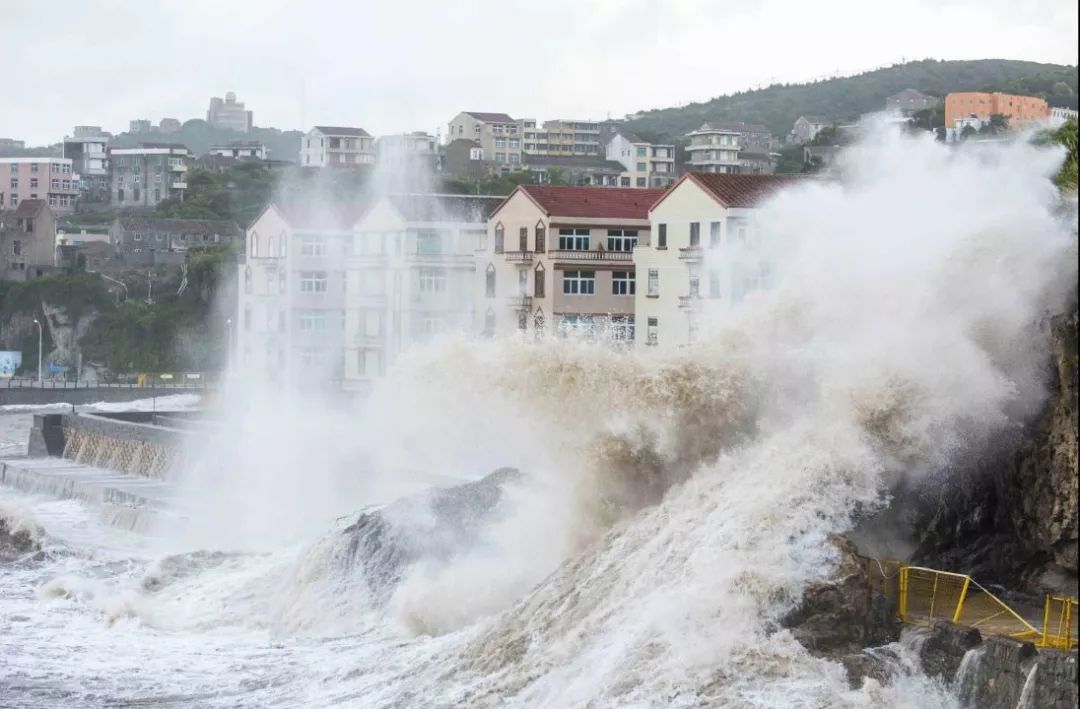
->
xmin=891 ymin=563 xmax=1078 ymax=650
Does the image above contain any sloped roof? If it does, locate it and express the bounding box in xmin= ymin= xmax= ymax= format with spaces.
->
xmin=116 ymin=217 xmax=241 ymax=236
xmin=797 ymin=116 xmax=830 ymax=125
xmin=13 ymin=199 xmax=47 ymax=218
xmin=385 ymin=193 xmax=504 ymax=223
xmin=464 ymin=112 xmax=517 ymax=123
xmin=654 ymin=173 xmax=806 ymax=211
xmin=274 ymin=200 xmax=371 ymax=230
xmin=512 ymin=185 xmax=667 ymax=220
xmin=697 ymin=121 xmax=771 ymax=134
xmin=313 ymin=126 xmax=371 ymax=137
xmin=889 ymin=88 xmax=936 ymax=100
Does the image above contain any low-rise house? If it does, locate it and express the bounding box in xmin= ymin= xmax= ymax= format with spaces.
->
xmin=108 ymin=144 xmax=192 ymax=208
xmin=343 ymin=193 xmax=502 ymax=391
xmin=442 ymin=139 xmax=487 ymax=179
xmin=635 ymin=173 xmax=805 ymax=347
xmin=885 ymin=89 xmax=939 ymax=115
xmin=109 ymin=217 xmax=241 ymax=268
xmin=479 ymin=185 xmax=665 ymax=340
xmin=523 ymin=155 xmax=629 ymax=187
xmin=447 ymin=112 xmax=523 ymax=173
xmin=209 ymin=142 xmax=268 ymax=160
xmin=299 ymin=127 xmax=375 ymax=168
xmin=606 ymin=131 xmax=678 ymax=188
xmin=0 ymin=200 xmax=59 ymax=280
xmin=790 ymin=116 xmax=830 ymax=144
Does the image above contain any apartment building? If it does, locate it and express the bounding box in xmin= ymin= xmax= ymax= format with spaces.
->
xmin=108 ymin=144 xmax=191 ymax=208
xmin=446 ymin=112 xmax=523 ymax=173
xmin=64 ymin=132 xmax=110 ymax=203
xmin=480 ymin=185 xmax=665 ymax=340
xmin=686 ymin=124 xmax=742 ymax=174
xmin=300 ymin=127 xmax=375 ymax=168
xmin=0 ymin=200 xmax=57 ymax=281
xmin=944 ymin=92 xmax=1050 ymax=128
xmin=209 ymin=142 xmax=268 ymax=159
xmin=635 ymin=173 xmax=804 ymax=347
xmin=110 ymin=217 xmax=241 ymax=267
xmin=238 ymin=202 xmax=367 ymax=381
xmin=521 ymin=119 xmax=604 ymax=157
xmin=207 ymin=91 xmax=253 ymax=133
xmin=343 ymin=193 xmax=502 ymax=391
xmin=606 ymin=131 xmax=678 ymax=187
xmin=375 ymin=132 xmax=440 ymax=174
xmin=0 ymin=158 xmax=80 ymax=212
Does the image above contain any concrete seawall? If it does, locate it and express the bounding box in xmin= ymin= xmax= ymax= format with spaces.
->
xmin=1 ymin=386 xmax=204 ymax=407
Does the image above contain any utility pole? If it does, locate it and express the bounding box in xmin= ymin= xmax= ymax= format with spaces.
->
xmin=147 ymin=269 xmax=154 ymax=304
xmin=32 ymin=318 xmax=43 ymax=384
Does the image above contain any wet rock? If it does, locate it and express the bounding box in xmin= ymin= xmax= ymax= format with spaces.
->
xmin=781 ymin=536 xmax=901 ymax=657
xmin=0 ymin=514 xmax=42 ymax=562
xmin=918 ymin=620 xmax=981 ymax=681
xmin=1029 ymin=649 xmax=1079 ymax=709
xmin=840 ymin=649 xmax=899 ymax=689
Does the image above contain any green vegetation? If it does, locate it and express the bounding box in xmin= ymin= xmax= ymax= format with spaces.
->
xmin=155 ymin=163 xmax=278 ymax=225
xmin=110 ymin=119 xmax=302 ymax=162
xmin=1049 ymin=119 xmax=1078 ymax=191
xmin=624 ymin=59 xmax=1077 ymax=142
xmin=439 ymin=170 xmax=546 ymax=196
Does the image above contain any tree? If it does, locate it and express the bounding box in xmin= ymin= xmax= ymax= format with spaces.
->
xmin=980 ymin=113 xmax=1009 ymax=135
xmin=961 ymin=124 xmax=978 ymax=140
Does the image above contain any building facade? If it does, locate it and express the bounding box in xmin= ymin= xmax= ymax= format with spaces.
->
xmin=606 ymin=131 xmax=678 ymax=187
xmin=521 ymin=119 xmax=603 ymax=157
xmin=446 ymin=112 xmax=524 ymax=173
xmin=108 ymin=145 xmax=191 ymax=208
xmin=209 ymin=142 xmax=268 ymax=159
xmin=238 ymin=203 xmax=367 ymax=382
xmin=300 ymin=127 xmax=375 ymax=168
xmin=885 ymin=89 xmax=939 ymax=115
xmin=0 ymin=200 xmax=58 ymax=280
xmin=523 ymin=155 xmax=629 ymax=187
xmin=110 ymin=217 xmax=241 ymax=256
xmin=686 ymin=124 xmax=743 ymax=173
xmin=375 ymin=132 xmax=440 ymax=174
xmin=342 ymin=193 xmax=502 ymax=391
xmin=0 ymin=158 xmax=79 ymax=212
xmin=790 ymin=116 xmax=830 ymax=144
xmin=207 ymin=91 xmax=253 ymax=133
xmin=944 ymin=92 xmax=1050 ymax=128
xmin=64 ymin=134 xmax=110 ymax=204
xmin=635 ymin=173 xmax=803 ymax=347
xmin=0 ymin=138 xmax=26 ymax=151
xmin=479 ymin=185 xmax=664 ymax=341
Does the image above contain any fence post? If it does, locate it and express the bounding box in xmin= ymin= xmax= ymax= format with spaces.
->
xmin=952 ymin=576 xmax=971 ymax=624
xmin=1042 ymin=595 xmax=1051 ymax=647
xmin=899 ymin=567 xmax=908 ymax=622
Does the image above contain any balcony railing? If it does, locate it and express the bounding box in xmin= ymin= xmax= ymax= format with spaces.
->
xmin=171 ymin=181 xmax=187 ymax=189
xmin=678 ymin=295 xmax=702 ymax=309
xmin=408 ymin=251 xmax=475 ymax=265
xmin=508 ymin=295 xmax=532 ymax=309
xmin=503 ymin=251 xmax=534 ymax=263
xmin=548 ymin=249 xmax=632 ymax=262
xmin=168 ymin=163 xmax=188 ymax=172
xmin=678 ymin=246 xmax=703 ymax=261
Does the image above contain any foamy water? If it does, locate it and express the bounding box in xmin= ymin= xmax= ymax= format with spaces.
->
xmin=1 ymin=124 xmax=1075 ymax=707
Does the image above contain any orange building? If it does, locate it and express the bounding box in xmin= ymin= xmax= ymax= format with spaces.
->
xmin=945 ymin=92 xmax=1050 ymax=127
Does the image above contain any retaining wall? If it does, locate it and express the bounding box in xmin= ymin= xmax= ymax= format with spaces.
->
xmin=1 ymin=386 xmax=201 ymax=407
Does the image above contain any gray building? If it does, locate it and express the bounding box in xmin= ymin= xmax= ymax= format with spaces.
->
xmin=108 ymin=144 xmax=192 ymax=208
xmin=207 ymin=91 xmax=253 ymax=133
xmin=64 ymin=133 xmax=110 ymax=204
xmin=523 ymin=154 xmax=628 ymax=186
xmin=110 ymin=217 xmax=241 ymax=255
xmin=0 ymin=200 xmax=58 ymax=281
xmin=885 ymin=89 xmax=939 ymax=115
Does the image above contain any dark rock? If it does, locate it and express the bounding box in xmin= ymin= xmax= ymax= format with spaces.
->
xmin=961 ymin=636 xmax=1038 ymax=709
xmin=781 ymin=535 xmax=901 ymax=657
xmin=918 ymin=620 xmax=982 ymax=681
xmin=840 ymin=649 xmax=899 ymax=689
xmin=0 ymin=515 xmax=42 ymax=562
xmin=1030 ymin=649 xmax=1079 ymax=709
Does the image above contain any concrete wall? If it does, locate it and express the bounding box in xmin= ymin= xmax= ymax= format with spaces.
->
xmin=0 ymin=386 xmax=202 ymax=407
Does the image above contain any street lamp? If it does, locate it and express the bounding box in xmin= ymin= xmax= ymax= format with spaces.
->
xmin=31 ymin=319 xmax=42 ymax=384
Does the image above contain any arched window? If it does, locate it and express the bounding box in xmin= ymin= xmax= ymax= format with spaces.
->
xmin=485 ymin=263 xmax=496 ymax=298
xmin=244 ymin=266 xmax=252 ymax=294
xmin=535 ymin=221 xmax=546 ymax=253
xmin=268 ymin=235 xmax=277 ymax=257
xmin=494 ymin=223 xmax=504 ymax=254
xmin=534 ymin=263 xmax=545 ymax=298
xmin=484 ymin=308 xmax=495 ymax=337
xmin=279 ymin=231 xmax=287 ymax=257
xmin=250 ymin=232 xmax=259 ymax=258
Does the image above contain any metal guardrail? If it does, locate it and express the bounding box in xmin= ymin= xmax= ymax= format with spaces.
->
xmin=1 ymin=376 xmax=214 ymax=390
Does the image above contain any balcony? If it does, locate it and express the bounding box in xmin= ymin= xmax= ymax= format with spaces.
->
xmin=678 ymin=295 xmax=703 ymax=310
xmin=170 ymin=181 xmax=187 ymax=189
xmin=548 ymin=249 xmax=632 ymax=262
xmin=508 ymin=295 xmax=532 ymax=310
xmin=168 ymin=163 xmax=188 ymax=172
xmin=678 ymin=246 xmax=703 ymax=261
xmin=503 ymin=251 xmax=534 ymax=264
xmin=407 ymin=251 xmax=475 ymax=266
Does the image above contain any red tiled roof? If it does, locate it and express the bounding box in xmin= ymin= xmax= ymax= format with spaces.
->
xmin=679 ymin=172 xmax=807 ymax=208
xmin=515 ymin=185 xmax=667 ymax=220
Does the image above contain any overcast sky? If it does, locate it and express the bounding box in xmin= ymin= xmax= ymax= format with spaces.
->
xmin=2 ymin=0 xmax=1077 ymax=146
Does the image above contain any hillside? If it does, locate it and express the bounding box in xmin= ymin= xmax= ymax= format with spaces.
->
xmin=625 ymin=59 xmax=1078 ymax=141
xmin=110 ymin=119 xmax=303 ymax=162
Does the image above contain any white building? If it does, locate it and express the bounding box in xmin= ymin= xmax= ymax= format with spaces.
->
xmin=209 ymin=142 xmax=267 ymax=159
xmin=634 ymin=172 xmax=804 ymax=347
xmin=1050 ymin=107 xmax=1079 ymax=126
xmin=343 ymin=193 xmax=502 ymax=391
xmin=375 ymin=132 xmax=439 ymax=173
xmin=606 ymin=131 xmax=678 ymax=188
xmin=207 ymin=91 xmax=253 ymax=133
xmin=238 ymin=202 xmax=367 ymax=382
xmin=685 ymin=124 xmax=743 ymax=174
xmin=300 ymin=126 xmax=375 ymax=168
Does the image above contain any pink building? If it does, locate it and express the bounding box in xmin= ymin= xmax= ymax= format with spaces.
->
xmin=0 ymin=157 xmax=80 ymax=213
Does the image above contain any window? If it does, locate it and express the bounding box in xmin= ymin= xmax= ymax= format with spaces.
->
xmin=562 ymin=270 xmax=595 ymax=295
xmin=299 ymin=311 xmax=326 ymax=332
xmin=636 ymin=178 xmax=646 ymax=187
xmin=9 ymin=163 xmax=17 ymax=173
xmin=647 ymin=317 xmax=658 ymax=345
xmin=494 ymin=223 xmax=504 ymax=253
xmin=534 ymin=264 xmax=545 ymax=298
xmin=244 ymin=266 xmax=252 ymax=294
xmin=508 ymin=139 xmax=520 ymax=149
xmin=636 ymin=162 xmax=647 ymax=171
xmin=484 ymin=308 xmax=495 ymax=336
xmin=611 ymin=315 xmax=635 ymax=342
xmin=657 ymin=224 xmax=667 ymax=248
xmin=647 ymin=268 xmax=659 ymax=296
xmin=689 ymin=276 xmax=700 ymax=298
xmin=534 ymin=223 xmax=546 ymax=252
xmin=417 ymin=230 xmax=443 ymax=255
xmin=689 ymin=222 xmax=701 ymax=247
xmin=300 ymin=235 xmax=328 ymax=256
xmin=12 ymin=240 xmax=21 ymax=256
xmin=636 ymin=147 xmax=647 ymax=157
xmin=30 ymin=163 xmax=38 ymax=173
xmin=244 ymin=306 xmax=251 ymax=331
xmin=250 ymin=233 xmax=259 ymax=257
xmin=30 ymin=178 xmax=38 ymax=189
xmin=279 ymin=270 xmax=287 ymax=294
xmin=485 ymin=263 xmax=496 ymax=297
xmin=729 ymin=218 xmax=749 ymax=247
xmin=710 ymin=222 xmax=722 ymax=248
xmin=9 ymin=179 xmax=17 ymax=189
xmin=519 ymin=227 xmax=528 ymax=251
xmin=534 ymin=309 xmax=545 ymax=336
xmin=300 ymin=271 xmax=328 ymax=293
xmin=612 ymin=271 xmax=635 ymax=295
xmin=495 ymin=138 xmax=506 ymax=148
xmin=620 ymin=177 xmax=631 ymax=187
xmin=133 ymin=232 xmax=142 ymax=241
xmin=419 ymin=267 xmax=447 ymax=293
xmin=420 ymin=317 xmax=446 ymax=337
xmin=494 ymin=153 xmax=506 ymax=163
xmin=558 ymin=228 xmax=589 ymax=250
